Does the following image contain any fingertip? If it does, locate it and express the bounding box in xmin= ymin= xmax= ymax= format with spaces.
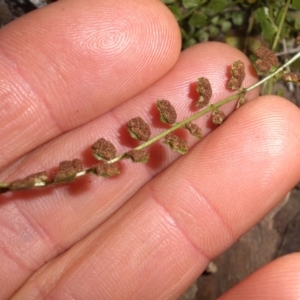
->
xmin=219 ymin=253 xmax=300 ymax=300
xmin=200 ymin=95 xmax=300 ymax=244
xmin=151 ymin=94 xmax=300 ymax=259
xmin=0 ymin=0 xmax=181 ymax=168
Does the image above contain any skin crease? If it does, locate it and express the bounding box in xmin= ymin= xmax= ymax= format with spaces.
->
xmin=0 ymin=0 xmax=300 ymax=299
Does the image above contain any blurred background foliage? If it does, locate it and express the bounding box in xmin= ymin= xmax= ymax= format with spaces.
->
xmin=162 ymin=0 xmax=300 ymax=52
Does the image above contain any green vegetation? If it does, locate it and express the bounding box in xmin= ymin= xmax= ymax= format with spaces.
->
xmin=162 ymin=0 xmax=300 ymax=51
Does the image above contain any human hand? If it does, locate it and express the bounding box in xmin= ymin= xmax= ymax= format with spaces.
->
xmin=1 ymin=1 xmax=300 ymax=299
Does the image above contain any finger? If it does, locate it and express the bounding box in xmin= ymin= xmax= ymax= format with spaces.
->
xmin=219 ymin=253 xmax=300 ymax=300
xmin=0 ymin=42 xmax=258 ymax=299
xmin=0 ymin=0 xmax=181 ymax=169
xmin=13 ymin=97 xmax=300 ymax=299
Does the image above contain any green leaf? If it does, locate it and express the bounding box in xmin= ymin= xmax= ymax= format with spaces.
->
xmin=182 ymin=0 xmax=199 ymax=9
xmin=292 ymin=0 xmax=300 ymax=10
xmin=225 ymin=36 xmax=244 ymax=50
xmin=232 ymin=11 xmax=246 ymax=26
xmin=195 ymin=30 xmax=209 ymax=42
xmin=206 ymin=0 xmax=229 ymax=14
xmin=220 ymin=20 xmax=231 ymax=33
xmin=291 ymin=58 xmax=300 ymax=70
xmin=182 ymin=0 xmax=207 ymax=9
xmin=186 ymin=22 xmax=196 ymax=37
xmin=183 ymin=38 xmax=197 ymax=48
xmin=274 ymin=8 xmax=290 ymax=40
xmin=293 ymin=12 xmax=300 ymax=30
xmin=188 ymin=11 xmax=207 ymax=27
xmin=209 ymin=25 xmax=219 ymax=38
xmin=254 ymin=7 xmax=278 ymax=46
xmin=247 ymin=37 xmax=265 ymax=54
xmin=168 ymin=5 xmax=182 ymax=21
xmin=180 ymin=28 xmax=189 ymax=39
xmin=276 ymin=89 xmax=284 ymax=97
xmin=211 ymin=15 xmax=220 ymax=25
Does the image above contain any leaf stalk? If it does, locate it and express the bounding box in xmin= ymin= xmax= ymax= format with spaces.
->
xmin=1 ymin=49 xmax=300 ymax=193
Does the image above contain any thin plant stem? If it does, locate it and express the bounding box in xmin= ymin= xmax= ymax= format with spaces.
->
xmin=1 ymin=49 xmax=300 ymax=193
xmin=272 ymin=0 xmax=291 ymax=51
xmin=262 ymin=0 xmax=291 ymax=95
xmin=110 ymin=49 xmax=300 ymax=165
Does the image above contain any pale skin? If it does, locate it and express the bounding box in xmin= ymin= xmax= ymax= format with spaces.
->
xmin=1 ymin=0 xmax=300 ymax=299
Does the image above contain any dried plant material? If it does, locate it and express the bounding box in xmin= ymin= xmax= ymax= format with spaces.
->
xmin=10 ymin=172 xmax=49 ymax=190
xmin=196 ymin=77 xmax=212 ymax=109
xmin=0 ymin=183 xmax=9 ymax=194
xmin=157 ymin=100 xmax=177 ymax=124
xmin=212 ymin=109 xmax=226 ymax=125
xmin=255 ymin=58 xmax=273 ymax=72
xmin=127 ymin=117 xmax=151 ymax=141
xmin=255 ymin=60 xmax=271 ymax=72
xmin=92 ymin=138 xmax=117 ymax=161
xmin=255 ymin=46 xmax=278 ymax=65
xmin=125 ymin=149 xmax=149 ymax=163
xmin=3 ymin=48 xmax=299 ymax=195
xmin=228 ymin=60 xmax=245 ymax=90
xmin=53 ymin=159 xmax=83 ymax=182
xmin=93 ymin=162 xmax=120 ymax=177
xmin=282 ymin=72 xmax=300 ymax=83
xmin=164 ymin=134 xmax=188 ymax=154
xmin=254 ymin=46 xmax=278 ymax=73
xmin=236 ymin=95 xmax=247 ymax=109
xmin=296 ymin=33 xmax=300 ymax=45
xmin=204 ymin=262 xmax=218 ymax=275
xmin=184 ymin=122 xmax=202 ymax=139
